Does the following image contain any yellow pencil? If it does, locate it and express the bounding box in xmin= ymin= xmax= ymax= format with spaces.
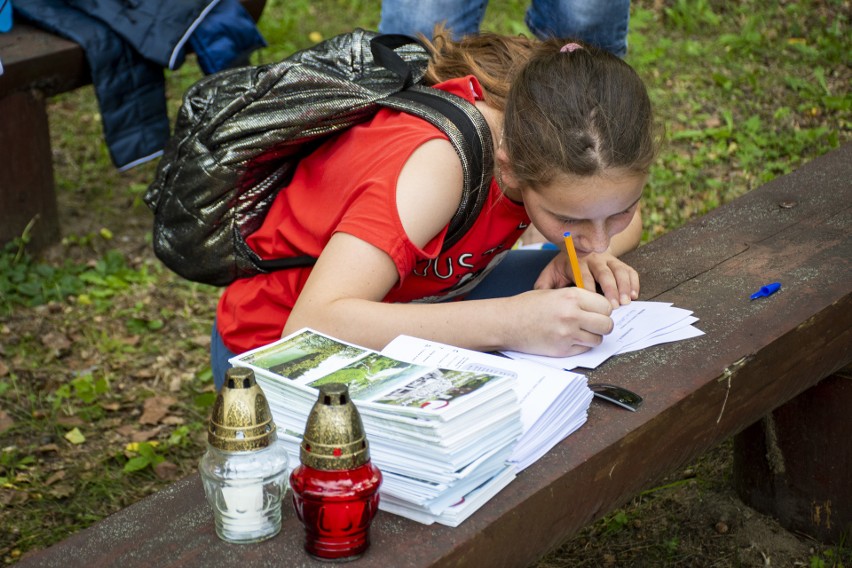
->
xmin=563 ymin=232 xmax=584 ymax=289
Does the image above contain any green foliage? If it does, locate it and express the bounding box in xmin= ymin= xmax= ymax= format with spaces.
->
xmin=50 ymin=374 xmax=110 ymax=421
xmin=628 ymin=0 xmax=848 ymax=240
xmin=663 ymin=0 xmax=720 ymax=34
xmin=0 ymin=447 xmax=36 ymax=485
xmin=810 ymin=542 xmax=852 ymax=568
xmin=167 ymin=425 xmax=194 ymax=448
xmin=0 ymin=238 xmax=154 ymax=314
xmin=122 ymin=442 xmax=165 ymax=473
xmin=193 ymin=391 xmax=218 ymax=410
xmin=603 ymin=510 xmax=630 ymax=535
xmin=663 ymin=536 xmax=680 ymax=556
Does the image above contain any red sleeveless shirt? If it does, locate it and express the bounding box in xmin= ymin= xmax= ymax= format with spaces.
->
xmin=217 ymin=76 xmax=530 ymax=353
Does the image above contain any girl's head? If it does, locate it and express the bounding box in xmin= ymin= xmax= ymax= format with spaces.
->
xmin=501 ymin=41 xmax=658 ymax=254
xmin=424 ymin=30 xmax=659 ymax=255
xmin=422 ymin=29 xmax=657 ymax=182
xmin=501 ymin=39 xmax=657 ymax=187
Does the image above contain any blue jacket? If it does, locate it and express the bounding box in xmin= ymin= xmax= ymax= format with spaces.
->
xmin=15 ymin=0 xmax=265 ymax=169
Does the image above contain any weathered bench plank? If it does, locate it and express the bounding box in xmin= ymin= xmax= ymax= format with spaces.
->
xmin=18 ymin=143 xmax=851 ymax=567
xmin=0 ymin=23 xmax=87 ymax=99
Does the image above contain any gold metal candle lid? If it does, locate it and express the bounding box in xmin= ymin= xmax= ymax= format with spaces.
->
xmin=300 ymin=383 xmax=370 ymax=471
xmin=208 ymin=367 xmax=277 ymax=452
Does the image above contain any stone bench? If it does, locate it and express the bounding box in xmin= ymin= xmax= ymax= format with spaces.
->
xmin=17 ymin=143 xmax=851 ymax=566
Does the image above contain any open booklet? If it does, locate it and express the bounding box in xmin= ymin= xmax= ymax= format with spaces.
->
xmin=231 ymin=328 xmax=518 ymax=424
xmin=229 ymin=328 xmax=593 ymax=526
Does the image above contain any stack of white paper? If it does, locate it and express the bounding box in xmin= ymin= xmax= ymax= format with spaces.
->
xmin=230 ymin=329 xmax=524 ymax=527
xmin=380 ymin=336 xmax=593 ymax=472
xmin=502 ymin=301 xmax=704 ymax=371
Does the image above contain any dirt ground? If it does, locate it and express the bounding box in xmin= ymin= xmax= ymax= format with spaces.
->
xmin=538 ymin=441 xmax=826 ymax=567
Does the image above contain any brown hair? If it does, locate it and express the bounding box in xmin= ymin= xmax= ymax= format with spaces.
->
xmin=421 ymin=28 xmax=658 ymax=189
xmin=419 ymin=26 xmax=536 ymax=111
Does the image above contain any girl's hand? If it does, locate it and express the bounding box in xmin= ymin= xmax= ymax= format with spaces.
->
xmin=506 ymin=287 xmax=614 ymax=357
xmin=534 ymin=251 xmax=639 ymax=308
xmin=582 ymin=252 xmax=640 ymax=308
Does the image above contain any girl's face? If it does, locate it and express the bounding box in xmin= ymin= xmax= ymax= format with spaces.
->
xmin=520 ymin=170 xmax=647 ymax=256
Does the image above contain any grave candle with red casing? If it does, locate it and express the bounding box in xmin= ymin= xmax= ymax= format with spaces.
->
xmin=290 ymin=383 xmax=382 ymax=560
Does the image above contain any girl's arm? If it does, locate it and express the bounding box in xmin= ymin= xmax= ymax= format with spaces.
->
xmin=284 ymin=139 xmax=615 ymax=355
xmin=285 ymin=231 xmax=614 ymax=355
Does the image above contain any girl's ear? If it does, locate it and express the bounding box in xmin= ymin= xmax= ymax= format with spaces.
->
xmin=495 ymin=147 xmax=521 ymax=192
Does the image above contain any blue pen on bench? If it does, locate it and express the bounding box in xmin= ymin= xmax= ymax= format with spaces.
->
xmin=750 ymin=282 xmax=781 ymax=300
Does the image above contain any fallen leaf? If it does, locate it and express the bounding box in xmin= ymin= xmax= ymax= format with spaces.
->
xmin=56 ymin=415 xmax=86 ymax=428
xmin=153 ymin=461 xmax=180 ymax=481
xmin=37 ymin=443 xmax=60 ymax=453
xmin=130 ymin=428 xmax=161 ymax=442
xmin=100 ymin=402 xmax=121 ymax=412
xmin=45 ymin=471 xmax=66 ymax=486
xmin=162 ymin=416 xmax=185 ymax=426
xmin=64 ymin=427 xmax=86 ymax=445
xmin=191 ymin=335 xmax=210 ymax=348
xmin=0 ymin=409 xmax=14 ymax=433
xmin=40 ymin=331 xmax=72 ymax=351
xmin=0 ymin=489 xmax=29 ymax=506
xmin=116 ymin=424 xmax=137 ymax=437
xmin=139 ymin=396 xmax=176 ymax=425
xmin=48 ymin=484 xmax=75 ymax=499
xmin=0 ymin=360 xmax=9 ymax=377
xmin=125 ymin=441 xmax=159 ymax=453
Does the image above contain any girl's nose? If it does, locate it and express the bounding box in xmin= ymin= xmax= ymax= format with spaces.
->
xmin=577 ymin=225 xmax=610 ymax=254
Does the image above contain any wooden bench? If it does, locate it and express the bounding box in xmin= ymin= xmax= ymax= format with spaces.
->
xmin=17 ymin=143 xmax=852 ymax=567
xmin=0 ymin=0 xmax=267 ymax=252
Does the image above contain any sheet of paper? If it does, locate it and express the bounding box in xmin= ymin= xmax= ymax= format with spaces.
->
xmin=502 ymin=301 xmax=702 ymax=370
xmin=618 ymin=321 xmax=705 ymax=353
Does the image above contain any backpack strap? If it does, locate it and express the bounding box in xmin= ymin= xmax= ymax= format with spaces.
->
xmin=255 ymin=35 xmax=493 ymax=273
xmin=373 ymin=34 xmax=494 ymax=251
xmin=384 ymin=85 xmax=492 ymax=251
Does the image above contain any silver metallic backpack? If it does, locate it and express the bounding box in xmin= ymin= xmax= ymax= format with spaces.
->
xmin=144 ymin=29 xmax=493 ymax=286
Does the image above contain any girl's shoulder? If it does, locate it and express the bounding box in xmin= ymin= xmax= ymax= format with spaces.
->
xmin=431 ymin=75 xmax=484 ymax=104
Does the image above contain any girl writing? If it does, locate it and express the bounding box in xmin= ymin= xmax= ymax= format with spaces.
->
xmin=211 ymin=29 xmax=657 ymax=389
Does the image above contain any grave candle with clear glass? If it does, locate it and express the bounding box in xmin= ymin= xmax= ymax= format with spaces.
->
xmin=199 ymin=367 xmax=289 ymax=544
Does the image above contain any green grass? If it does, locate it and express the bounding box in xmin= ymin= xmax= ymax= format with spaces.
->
xmin=0 ymin=0 xmax=849 ymax=565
